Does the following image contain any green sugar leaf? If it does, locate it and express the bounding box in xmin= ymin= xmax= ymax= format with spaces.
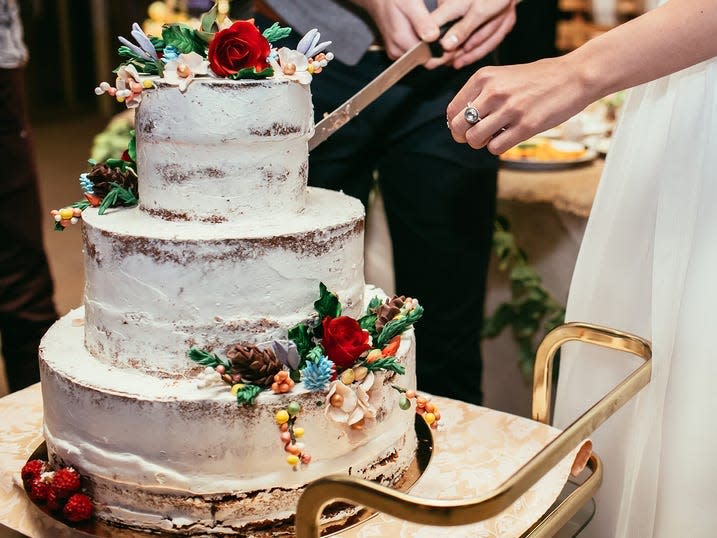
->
xmin=314 ymin=282 xmax=342 ymax=319
xmin=306 ymin=345 xmax=325 ymax=364
xmin=236 ymin=384 xmax=263 ymax=405
xmin=127 ymin=131 xmax=137 ymax=163
xmin=262 ymin=23 xmax=292 ymax=43
xmin=162 ymin=24 xmax=205 ymax=55
xmin=363 ymin=357 xmax=405 ymax=375
xmin=200 ymin=2 xmax=219 ymax=33
xmin=97 ymin=183 xmax=138 ymax=215
xmin=188 ymin=347 xmax=232 ymax=370
xmin=357 ymin=313 xmax=378 ymax=338
xmin=227 ymin=66 xmax=274 ymax=80
xmin=366 ymin=296 xmax=383 ymax=312
xmin=375 ymin=306 xmax=424 ymax=348
xmin=288 ymin=323 xmax=313 ymax=360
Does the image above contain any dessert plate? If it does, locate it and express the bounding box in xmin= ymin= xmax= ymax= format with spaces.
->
xmin=501 ymin=149 xmax=598 ymax=171
xmin=23 ymin=415 xmax=433 ymax=537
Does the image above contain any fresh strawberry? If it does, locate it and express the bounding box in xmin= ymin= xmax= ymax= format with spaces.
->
xmin=51 ymin=467 xmax=81 ymax=499
xmin=21 ymin=459 xmax=47 ymax=487
xmin=28 ymin=477 xmax=50 ymax=503
xmin=62 ymin=493 xmax=94 ymax=522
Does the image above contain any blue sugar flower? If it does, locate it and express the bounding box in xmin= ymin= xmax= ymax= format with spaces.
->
xmin=162 ymin=45 xmax=180 ymax=63
xmin=79 ymin=173 xmax=94 ymax=194
xmin=301 ymin=356 xmax=334 ymax=392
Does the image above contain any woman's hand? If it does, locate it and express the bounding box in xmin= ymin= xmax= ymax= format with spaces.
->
xmin=446 ymin=56 xmax=593 ymax=154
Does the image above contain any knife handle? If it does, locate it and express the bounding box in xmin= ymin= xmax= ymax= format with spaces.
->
xmin=428 ymin=20 xmax=459 ymax=58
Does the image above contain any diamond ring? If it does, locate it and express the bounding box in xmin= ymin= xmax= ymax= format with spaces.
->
xmin=464 ymin=105 xmax=481 ymax=125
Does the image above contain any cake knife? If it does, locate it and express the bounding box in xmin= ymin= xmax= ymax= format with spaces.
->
xmin=309 ymin=35 xmax=447 ymax=151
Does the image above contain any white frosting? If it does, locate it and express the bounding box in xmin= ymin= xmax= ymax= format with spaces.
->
xmin=39 ymin=74 xmax=420 ymax=533
xmin=40 ymin=303 xmax=417 ymax=530
xmin=136 ymin=78 xmax=313 ymax=221
xmin=82 ymin=187 xmax=365 ymax=373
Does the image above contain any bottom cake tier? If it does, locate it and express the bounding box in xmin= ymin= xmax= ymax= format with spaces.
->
xmin=38 ymin=301 xmax=417 ymax=535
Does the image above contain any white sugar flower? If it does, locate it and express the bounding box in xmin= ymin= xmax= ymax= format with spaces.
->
xmin=273 ymin=47 xmax=313 ymax=85
xmin=164 ymin=52 xmax=210 ymax=92
xmin=325 ymin=371 xmax=385 ymax=428
xmin=115 ymin=64 xmax=145 ymax=109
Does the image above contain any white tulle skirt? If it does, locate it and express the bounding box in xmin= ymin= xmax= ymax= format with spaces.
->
xmin=553 ymin=57 xmax=717 ymax=537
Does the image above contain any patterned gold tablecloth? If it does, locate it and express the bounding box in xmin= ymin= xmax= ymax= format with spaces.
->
xmin=0 ymin=384 xmax=576 ymax=537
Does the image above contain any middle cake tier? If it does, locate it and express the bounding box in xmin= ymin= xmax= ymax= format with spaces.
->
xmin=82 ymin=187 xmax=365 ymax=374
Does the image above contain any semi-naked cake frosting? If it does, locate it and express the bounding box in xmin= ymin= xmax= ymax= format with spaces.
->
xmin=38 ymin=13 xmax=423 ymax=535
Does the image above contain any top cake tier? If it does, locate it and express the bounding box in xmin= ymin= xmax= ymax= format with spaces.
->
xmin=135 ymin=78 xmax=313 ymax=222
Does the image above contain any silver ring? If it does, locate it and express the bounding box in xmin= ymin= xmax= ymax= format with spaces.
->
xmin=464 ymin=105 xmax=481 ymax=125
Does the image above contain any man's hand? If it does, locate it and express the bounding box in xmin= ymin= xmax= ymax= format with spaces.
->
xmin=357 ymin=0 xmax=516 ymax=69
xmin=431 ymin=0 xmax=517 ymax=69
xmin=357 ymin=0 xmax=440 ymax=60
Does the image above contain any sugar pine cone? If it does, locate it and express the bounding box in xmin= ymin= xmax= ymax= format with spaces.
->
xmin=225 ymin=344 xmax=282 ymax=387
xmin=86 ymin=163 xmax=138 ymax=199
xmin=375 ymin=295 xmax=405 ymax=332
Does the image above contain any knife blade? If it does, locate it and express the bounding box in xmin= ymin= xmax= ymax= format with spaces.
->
xmin=309 ymin=38 xmax=445 ymax=151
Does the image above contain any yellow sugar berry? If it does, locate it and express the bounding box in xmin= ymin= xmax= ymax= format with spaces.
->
xmin=116 ymin=96 xmax=125 ymax=103
xmin=142 ymin=79 xmax=154 ymax=89
xmin=423 ymin=412 xmax=436 ymax=425
xmin=366 ymin=349 xmax=383 ymax=363
xmin=340 ymin=369 xmax=355 ymax=385
xmin=59 ymin=208 xmax=74 ymax=220
xmin=275 ymin=410 xmax=290 ymax=425
xmin=293 ymin=427 xmax=304 ymax=438
xmin=230 ymin=383 xmax=244 ymax=396
xmin=286 ymin=454 xmax=300 ymax=466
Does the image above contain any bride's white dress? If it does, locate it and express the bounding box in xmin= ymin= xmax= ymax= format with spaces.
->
xmin=553 ymin=56 xmax=717 ymax=536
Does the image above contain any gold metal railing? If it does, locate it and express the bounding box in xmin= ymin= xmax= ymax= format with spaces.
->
xmin=295 ymin=322 xmax=652 ymax=538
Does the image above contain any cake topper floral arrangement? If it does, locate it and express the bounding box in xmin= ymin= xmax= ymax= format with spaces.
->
xmin=50 ymin=2 xmax=333 ymax=230
xmin=95 ymin=1 xmax=333 ymax=107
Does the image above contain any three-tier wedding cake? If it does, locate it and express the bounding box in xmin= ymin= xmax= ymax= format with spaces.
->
xmin=37 ymin=9 xmax=423 ymax=535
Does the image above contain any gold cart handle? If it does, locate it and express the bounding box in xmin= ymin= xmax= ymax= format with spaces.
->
xmin=295 ymin=322 xmax=652 ymax=538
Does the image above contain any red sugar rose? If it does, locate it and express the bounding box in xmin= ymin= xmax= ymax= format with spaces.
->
xmin=208 ymin=20 xmax=270 ymax=77
xmin=322 ymin=316 xmax=371 ymax=369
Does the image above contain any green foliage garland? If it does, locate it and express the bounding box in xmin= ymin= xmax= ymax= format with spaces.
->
xmin=482 ymin=217 xmax=565 ymax=381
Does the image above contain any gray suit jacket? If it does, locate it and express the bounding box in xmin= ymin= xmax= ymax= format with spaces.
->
xmin=264 ymin=0 xmax=437 ymax=65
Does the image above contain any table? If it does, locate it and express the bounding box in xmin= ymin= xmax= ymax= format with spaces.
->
xmin=498 ymin=159 xmax=604 ymax=219
xmin=0 ymin=385 xmax=579 ymax=537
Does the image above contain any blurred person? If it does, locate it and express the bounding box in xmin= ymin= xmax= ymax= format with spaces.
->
xmin=0 ymin=0 xmax=58 ymax=392
xmin=448 ymin=0 xmax=717 ymax=535
xmin=256 ymin=0 xmax=518 ymax=405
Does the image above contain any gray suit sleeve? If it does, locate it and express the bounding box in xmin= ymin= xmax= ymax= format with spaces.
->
xmin=263 ymin=0 xmax=376 ymax=66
